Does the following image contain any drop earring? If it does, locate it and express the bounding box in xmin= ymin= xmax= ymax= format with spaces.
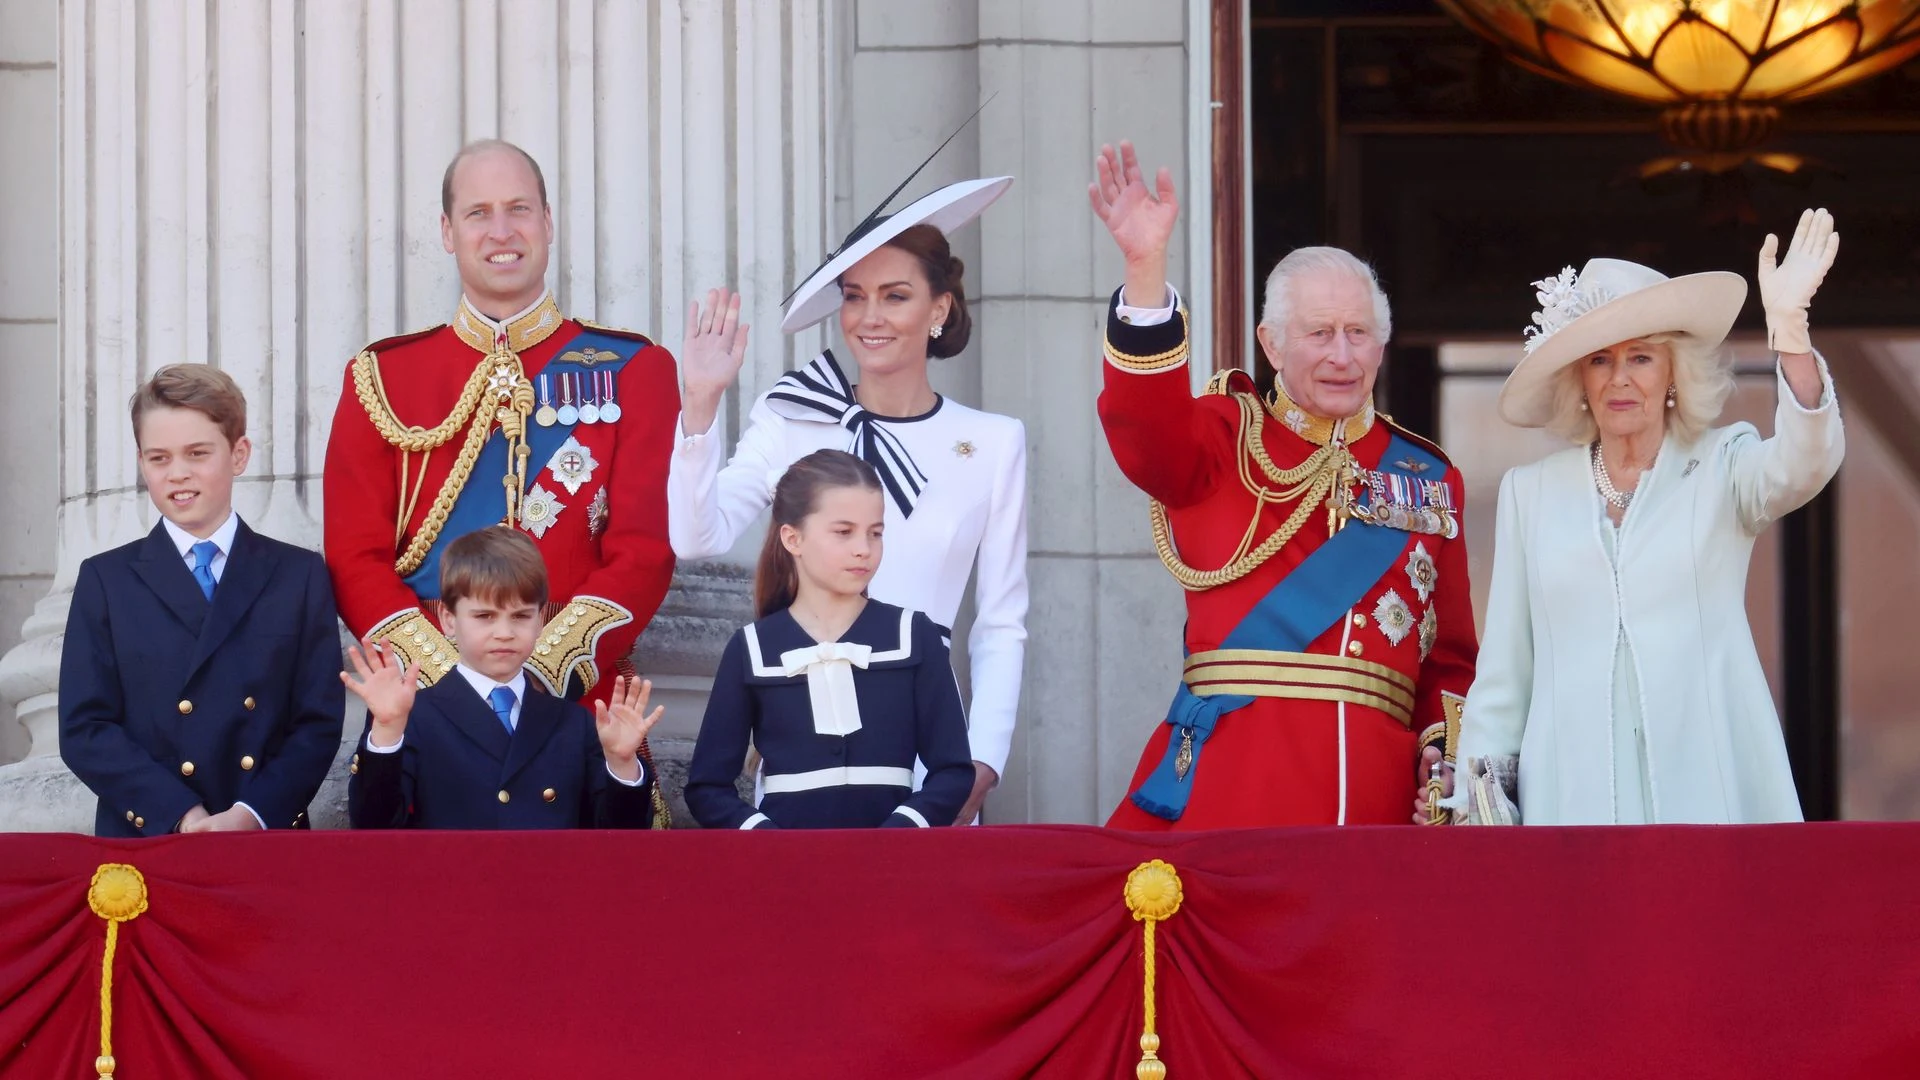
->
xmin=1579 ymin=399 xmax=1589 ymax=411
xmin=1666 ymin=385 xmax=1677 ymax=409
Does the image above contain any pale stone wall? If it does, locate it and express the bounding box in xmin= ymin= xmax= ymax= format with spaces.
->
xmin=0 ymin=0 xmax=1205 ymax=829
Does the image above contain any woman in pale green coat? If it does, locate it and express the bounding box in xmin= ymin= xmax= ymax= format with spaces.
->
xmin=1446 ymin=210 xmax=1843 ymax=825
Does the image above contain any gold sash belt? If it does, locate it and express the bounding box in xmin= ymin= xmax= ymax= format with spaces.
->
xmin=1182 ymin=648 xmax=1415 ymax=729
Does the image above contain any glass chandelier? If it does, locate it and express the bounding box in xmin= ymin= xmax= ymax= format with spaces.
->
xmin=1438 ymin=2 xmax=1920 ymax=153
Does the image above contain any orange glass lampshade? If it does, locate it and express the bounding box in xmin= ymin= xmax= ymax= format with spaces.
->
xmin=1440 ymin=1 xmax=1920 ymax=149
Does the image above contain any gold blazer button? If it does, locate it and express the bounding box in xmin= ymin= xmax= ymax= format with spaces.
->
xmin=179 ymin=761 xmax=195 ymax=777
xmin=177 ymin=700 xmax=193 ymax=715
xmin=240 ymin=755 xmax=256 ymax=771
xmin=243 ymin=696 xmax=256 ymax=711
xmin=498 ymin=790 xmax=511 ymax=804
xmin=542 ymin=788 xmax=557 ymax=803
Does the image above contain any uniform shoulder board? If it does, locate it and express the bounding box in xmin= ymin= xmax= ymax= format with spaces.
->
xmin=362 ymin=324 xmax=446 ymax=354
xmin=576 ymin=319 xmax=656 ymax=348
xmin=1381 ymin=414 xmax=1455 ymax=467
xmin=1203 ymin=368 xmax=1258 ymax=398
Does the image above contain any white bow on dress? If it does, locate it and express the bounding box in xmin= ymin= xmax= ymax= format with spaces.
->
xmin=779 ymin=641 xmax=874 ymax=737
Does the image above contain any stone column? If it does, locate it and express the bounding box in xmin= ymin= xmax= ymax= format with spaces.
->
xmin=0 ymin=0 xmax=836 ymax=830
xmin=848 ymin=0 xmax=1202 ymax=823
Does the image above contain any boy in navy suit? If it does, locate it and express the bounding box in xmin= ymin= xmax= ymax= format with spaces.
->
xmin=344 ymin=527 xmax=662 ymax=829
xmin=59 ymin=365 xmax=345 ymax=835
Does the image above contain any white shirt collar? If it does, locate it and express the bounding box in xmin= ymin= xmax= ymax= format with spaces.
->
xmin=162 ymin=511 xmax=240 ymax=561
xmin=459 ymin=291 xmax=554 ymax=335
xmin=454 ymin=662 xmax=527 ymax=706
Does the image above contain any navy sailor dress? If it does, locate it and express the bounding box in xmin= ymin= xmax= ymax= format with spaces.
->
xmin=686 ymin=601 xmax=974 ymax=829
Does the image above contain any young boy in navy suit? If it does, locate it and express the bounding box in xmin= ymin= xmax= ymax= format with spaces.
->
xmin=344 ymin=527 xmax=662 ymax=829
xmin=59 ymin=365 xmax=345 ymax=835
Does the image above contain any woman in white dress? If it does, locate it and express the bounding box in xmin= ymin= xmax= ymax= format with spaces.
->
xmin=670 ymin=177 xmax=1028 ymax=824
xmin=1444 ymin=209 xmax=1844 ymax=825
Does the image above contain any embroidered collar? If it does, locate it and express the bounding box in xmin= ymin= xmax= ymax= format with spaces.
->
xmin=1263 ymin=376 xmax=1375 ymax=447
xmin=452 ymin=292 xmax=565 ymax=356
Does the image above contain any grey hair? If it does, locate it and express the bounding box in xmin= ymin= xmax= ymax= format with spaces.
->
xmin=1258 ymin=246 xmax=1393 ymax=345
xmin=1545 ymin=332 xmax=1736 ymax=446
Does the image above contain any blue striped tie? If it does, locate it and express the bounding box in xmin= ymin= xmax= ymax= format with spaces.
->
xmin=189 ymin=540 xmax=218 ymax=602
xmin=488 ymin=687 xmax=516 ymax=735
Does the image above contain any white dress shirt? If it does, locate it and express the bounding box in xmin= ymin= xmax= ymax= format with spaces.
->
xmin=162 ymin=510 xmax=240 ymax=583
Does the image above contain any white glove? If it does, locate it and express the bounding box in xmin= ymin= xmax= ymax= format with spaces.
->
xmin=1756 ymin=208 xmax=1839 ymax=356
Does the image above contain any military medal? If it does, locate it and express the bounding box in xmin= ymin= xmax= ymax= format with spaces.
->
xmin=578 ymin=369 xmax=601 ymax=425
xmin=545 ymin=435 xmax=599 ymax=496
xmin=587 ymin=487 xmax=610 ymax=538
xmin=596 ymin=370 xmax=622 ymax=424
xmin=1405 ymin=541 xmax=1437 ymax=603
xmin=518 ymin=482 xmax=565 ymax=539
xmin=1373 ymin=588 xmax=1414 ymax=646
xmin=534 ymin=373 xmax=558 ymax=427
xmin=556 ymin=373 xmax=579 ymax=426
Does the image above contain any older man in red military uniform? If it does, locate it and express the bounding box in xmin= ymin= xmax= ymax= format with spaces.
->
xmin=1089 ymin=141 xmax=1478 ymax=829
xmin=324 ymin=140 xmax=677 ymax=817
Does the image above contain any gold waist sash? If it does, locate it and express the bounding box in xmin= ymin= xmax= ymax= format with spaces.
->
xmin=1182 ymin=649 xmax=1415 ymax=730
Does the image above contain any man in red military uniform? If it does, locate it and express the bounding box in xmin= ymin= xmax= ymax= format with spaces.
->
xmin=1089 ymin=141 xmax=1477 ymax=829
xmin=324 ymin=140 xmax=677 ymax=819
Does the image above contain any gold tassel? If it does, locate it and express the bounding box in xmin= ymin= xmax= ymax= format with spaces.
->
xmin=1124 ymin=860 xmax=1184 ymax=1080
xmin=87 ymin=863 xmax=149 ymax=1080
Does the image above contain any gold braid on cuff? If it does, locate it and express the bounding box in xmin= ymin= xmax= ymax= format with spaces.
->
xmin=524 ymin=596 xmax=635 ymax=696
xmin=365 ymin=608 xmax=458 ymax=686
xmin=1103 ymin=309 xmax=1191 ymax=372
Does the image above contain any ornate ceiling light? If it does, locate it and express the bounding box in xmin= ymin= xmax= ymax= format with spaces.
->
xmin=1438 ymin=2 xmax=1920 ymax=156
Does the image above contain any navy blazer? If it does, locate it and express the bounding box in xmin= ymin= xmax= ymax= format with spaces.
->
xmin=59 ymin=520 xmax=346 ymax=836
xmin=347 ymin=676 xmax=654 ymax=830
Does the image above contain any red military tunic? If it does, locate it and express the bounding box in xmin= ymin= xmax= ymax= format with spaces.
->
xmin=323 ymin=293 xmax=678 ymax=706
xmin=1098 ymin=294 xmax=1477 ymax=828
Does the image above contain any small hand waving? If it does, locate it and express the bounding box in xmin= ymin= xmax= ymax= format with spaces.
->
xmin=594 ymin=676 xmax=664 ymax=769
xmin=340 ymin=638 xmax=420 ymax=727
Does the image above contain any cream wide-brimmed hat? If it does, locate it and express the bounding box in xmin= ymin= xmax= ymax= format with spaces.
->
xmin=1497 ymin=257 xmax=1747 ymax=428
xmin=780 ymin=176 xmax=1013 ymax=333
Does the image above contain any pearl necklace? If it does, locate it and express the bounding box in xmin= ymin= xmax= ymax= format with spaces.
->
xmin=1590 ymin=441 xmax=1648 ymax=510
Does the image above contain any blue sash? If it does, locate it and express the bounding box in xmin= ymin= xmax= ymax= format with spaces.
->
xmin=1130 ymin=431 xmax=1445 ymax=820
xmin=403 ymin=330 xmax=641 ymax=599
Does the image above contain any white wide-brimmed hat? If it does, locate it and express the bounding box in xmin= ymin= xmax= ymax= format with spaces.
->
xmin=1498 ymin=257 xmax=1747 ymax=427
xmin=780 ymin=176 xmax=1013 ymax=334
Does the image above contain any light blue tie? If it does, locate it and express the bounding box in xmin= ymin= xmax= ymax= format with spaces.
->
xmin=488 ymin=686 xmax=516 ymax=735
xmin=189 ymin=540 xmax=218 ymax=602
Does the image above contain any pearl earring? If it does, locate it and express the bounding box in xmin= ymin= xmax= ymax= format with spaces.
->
xmin=929 ymin=325 xmax=944 ymax=340
xmin=1579 ymin=400 xmax=1589 ymax=411
xmin=1666 ymin=385 xmax=1677 ymax=409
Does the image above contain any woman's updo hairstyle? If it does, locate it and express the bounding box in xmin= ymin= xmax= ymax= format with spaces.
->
xmin=883 ymin=223 xmax=971 ymax=359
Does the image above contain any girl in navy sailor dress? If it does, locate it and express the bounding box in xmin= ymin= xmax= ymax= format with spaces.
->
xmin=685 ymin=449 xmax=973 ymax=829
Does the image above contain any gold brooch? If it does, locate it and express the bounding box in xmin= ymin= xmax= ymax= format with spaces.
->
xmin=953 ymin=440 xmax=975 ymax=458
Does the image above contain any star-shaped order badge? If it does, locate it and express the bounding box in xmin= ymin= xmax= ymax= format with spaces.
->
xmin=545 ymin=435 xmax=599 ymax=496
xmin=1418 ymin=605 xmax=1437 ymax=662
xmin=1405 ymin=541 xmax=1437 ymax=603
xmin=519 ymin=482 xmax=565 ymax=539
xmin=1373 ymin=588 xmax=1414 ymax=647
